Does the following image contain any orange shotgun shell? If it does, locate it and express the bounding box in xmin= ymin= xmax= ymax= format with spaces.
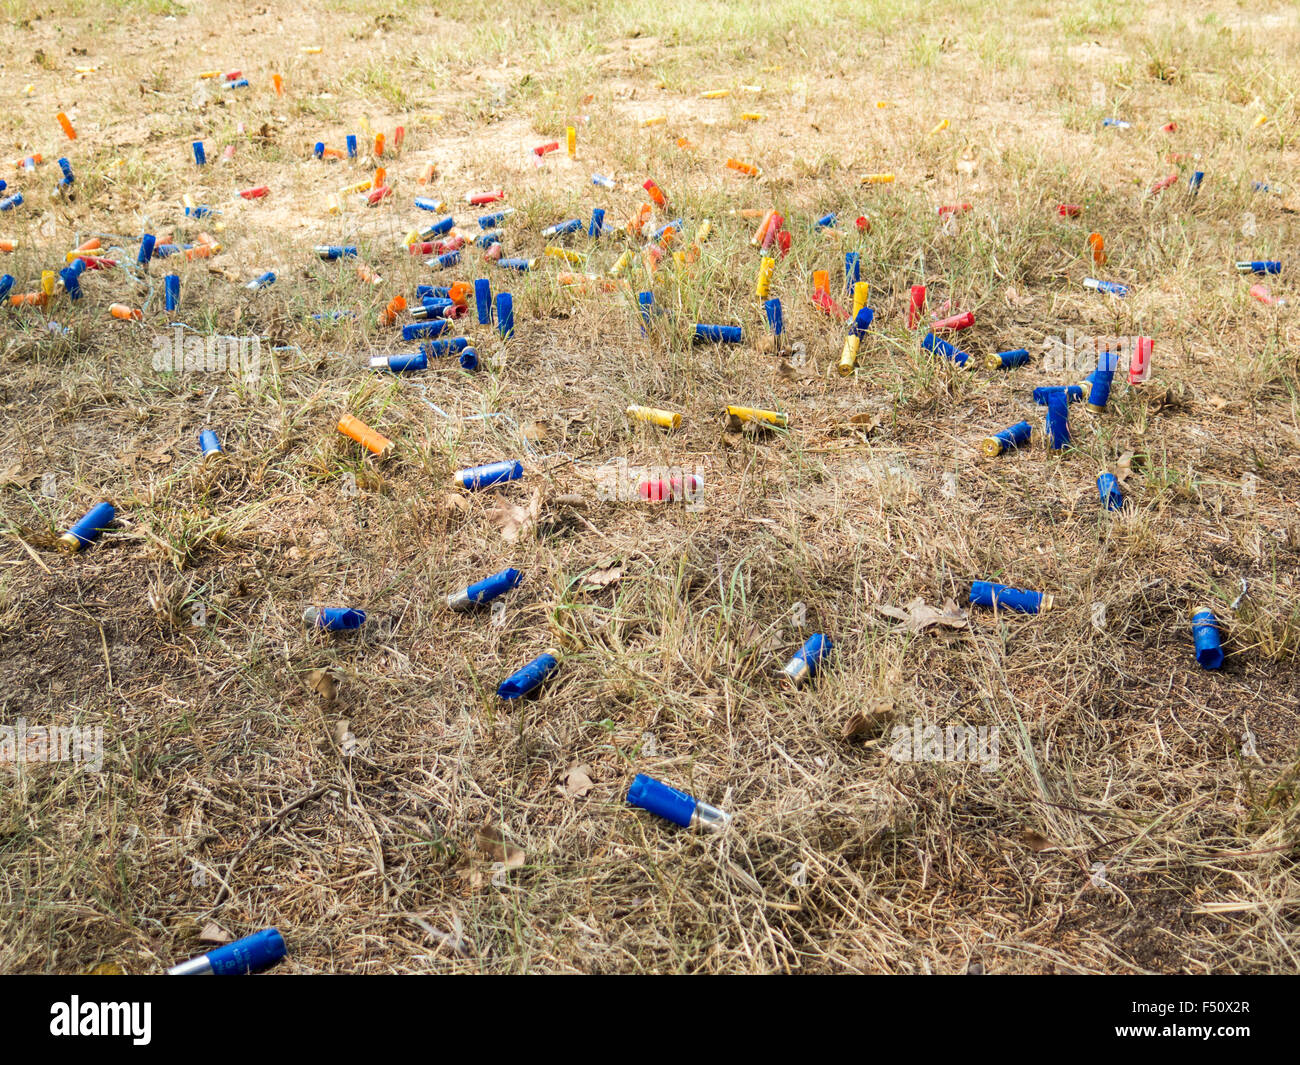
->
xmin=338 ymin=414 xmax=394 ymax=457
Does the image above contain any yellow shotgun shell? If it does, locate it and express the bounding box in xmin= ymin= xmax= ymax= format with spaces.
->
xmin=860 ymin=173 xmax=895 ymax=185
xmin=696 ymin=219 xmax=713 ymax=243
xmin=701 ymin=89 xmax=730 ymax=99
xmin=755 ymin=256 xmax=776 ymax=298
xmin=610 ymin=249 xmax=634 ymax=277
xmin=626 ymin=405 xmax=682 ymax=429
xmin=726 ymin=405 xmax=788 ymax=428
xmin=929 ymin=119 xmax=950 ymax=134
xmin=851 ymin=282 xmax=870 ymax=317
xmin=338 ymin=414 xmax=394 ymax=457
xmin=566 ymin=126 xmax=576 ymax=157
xmin=544 ymin=246 xmax=586 ymax=264
xmin=838 ymin=334 xmax=861 ymax=376
xmin=641 ymin=115 xmax=667 ymax=127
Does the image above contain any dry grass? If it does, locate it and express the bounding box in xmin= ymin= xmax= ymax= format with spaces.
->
xmin=0 ymin=0 xmax=1298 ymax=974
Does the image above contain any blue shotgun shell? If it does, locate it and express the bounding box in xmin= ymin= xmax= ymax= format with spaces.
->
xmin=477 ymin=210 xmax=513 ymax=229
xmin=922 ymin=332 xmax=971 ymax=367
xmin=637 ymin=291 xmax=655 ymax=332
xmin=782 ymin=633 xmax=833 ymax=687
xmin=970 ymin=581 xmax=1050 ymax=614
xmin=247 ymin=271 xmax=276 ymax=290
xmin=694 ymin=324 xmax=742 ymax=343
xmin=626 ymin=774 xmax=697 ymax=827
xmin=1033 ymin=384 xmax=1084 ymax=405
xmin=1188 ymin=171 xmax=1204 ymax=193
xmin=199 ymin=428 xmax=223 ymax=457
xmin=422 ymin=337 xmax=469 ymax=357
xmin=1097 ymin=472 xmax=1123 ymax=510
xmin=59 ymin=502 xmax=116 ymax=551
xmin=0 ymin=193 xmax=23 ymax=211
xmin=1236 ymin=260 xmax=1281 ymax=274
xmin=542 ymin=218 xmax=582 ymax=238
xmin=497 ymin=652 xmax=559 ymax=699
xmin=418 ymin=297 xmax=460 ymax=318
xmin=314 ymin=142 xmax=325 ymax=158
xmin=849 ymin=306 xmax=874 ymax=337
xmin=474 ymin=278 xmax=492 ymax=324
xmin=411 ymin=316 xmax=451 ymax=338
xmin=1191 ymin=608 xmax=1224 ymax=670
xmin=1084 ymin=278 xmax=1130 ymax=297
xmin=192 ymin=140 xmax=206 ymax=166
xmin=764 ymin=297 xmax=784 ymax=335
xmin=588 ymin=208 xmax=606 ymax=237
xmin=496 ymin=292 xmax=514 ymax=337
xmin=987 ymin=347 xmax=1030 ymax=370
xmin=59 ymin=266 xmax=83 ymax=299
xmin=164 ymin=274 xmax=180 ymax=311
xmin=169 ymin=928 xmax=287 ymax=976
xmin=430 ymin=250 xmax=461 ymax=270
xmin=137 ymin=232 xmax=156 ymax=265
xmin=1085 ymin=367 xmax=1114 ymax=411
xmin=816 ymin=212 xmax=837 ymax=228
xmin=417 ymin=285 xmax=452 ymax=299
xmin=448 ymin=566 xmax=523 ymax=610
xmin=459 ymin=348 xmax=479 ymax=371
xmin=0 ymin=275 xmax=14 ymax=299
xmin=456 ymin=460 xmax=523 ymax=490
xmin=57 ymin=157 xmax=74 ymax=185
xmin=346 ymin=134 xmax=357 ymax=158
xmin=307 ymin=607 xmax=366 ymax=631
xmin=369 ymin=351 xmax=428 ymax=372
xmin=982 ymin=420 xmax=1033 ymax=456
xmin=201 ymin=929 xmax=285 ymax=975
xmin=497 ymin=257 xmax=533 ymax=271
xmin=650 ymin=219 xmax=682 ymax=242
xmin=1045 ymin=390 xmax=1071 ymax=449
xmin=845 ymin=252 xmax=860 ymax=293
xmin=315 ymin=245 xmax=357 ymax=260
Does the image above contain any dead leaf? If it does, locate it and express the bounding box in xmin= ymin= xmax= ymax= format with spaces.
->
xmin=561 ymin=764 xmax=594 ymax=798
xmin=582 ymin=565 xmax=622 ymax=591
xmin=488 ymin=487 xmax=541 ymax=542
xmin=0 ymin=464 xmax=31 ymax=487
xmin=438 ymin=492 xmax=470 ymax=522
xmin=847 ymin=411 xmax=883 ymax=436
xmin=1022 ymin=829 xmax=1053 ymax=853
xmin=476 ymin=825 xmax=525 ymax=868
xmin=874 ymin=597 xmax=968 ymax=633
xmin=308 ymin=668 xmax=338 ymax=705
xmin=842 ymin=697 xmax=894 ymax=741
xmin=521 ymin=420 xmax=549 ymax=445
xmin=198 ymin=922 xmax=232 ymax=945
xmin=1114 ymin=450 xmax=1136 ymax=484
